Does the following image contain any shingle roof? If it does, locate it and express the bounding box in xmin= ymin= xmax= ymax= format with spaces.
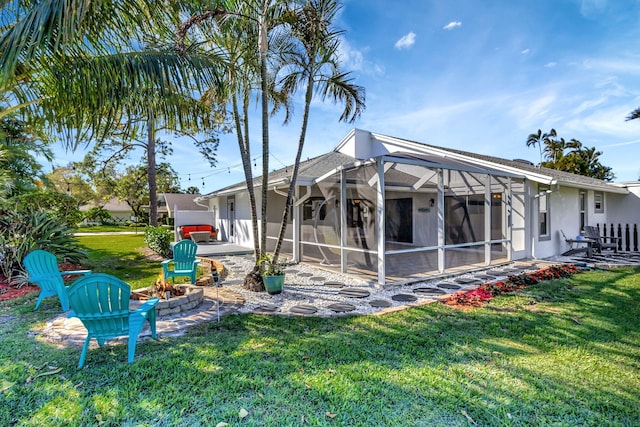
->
xmin=387 ymin=134 xmax=627 ymax=193
xmin=200 ymin=151 xmax=354 ymax=198
xmin=160 ymin=193 xmax=207 ymax=213
xmin=200 ymin=131 xmax=628 ymax=198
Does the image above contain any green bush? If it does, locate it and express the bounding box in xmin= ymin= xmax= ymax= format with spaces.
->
xmin=144 ymin=226 xmax=172 ymax=257
xmin=11 ymin=191 xmax=83 ymax=227
xmin=0 ymin=207 xmax=87 ymax=280
xmin=83 ymin=207 xmax=114 ymax=225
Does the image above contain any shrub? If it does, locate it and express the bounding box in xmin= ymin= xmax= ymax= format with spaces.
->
xmin=11 ymin=191 xmax=83 ymax=227
xmin=144 ymin=226 xmax=172 ymax=257
xmin=83 ymin=207 xmax=114 ymax=225
xmin=0 ymin=207 xmax=86 ymax=280
xmin=445 ymin=264 xmax=580 ymax=307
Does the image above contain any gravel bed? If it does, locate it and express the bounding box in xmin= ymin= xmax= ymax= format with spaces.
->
xmin=215 ymin=255 xmax=479 ymax=317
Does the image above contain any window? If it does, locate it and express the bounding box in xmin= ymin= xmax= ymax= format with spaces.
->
xmin=594 ymin=191 xmax=604 ymax=213
xmin=539 ymin=185 xmax=550 ymax=240
xmin=579 ymin=191 xmax=586 ymax=231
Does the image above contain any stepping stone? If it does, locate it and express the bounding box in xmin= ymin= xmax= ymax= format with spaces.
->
xmin=369 ymin=299 xmax=392 ymax=308
xmin=338 ymin=288 xmax=371 ymax=298
xmin=474 ymin=274 xmax=494 ymax=281
xmin=413 ymin=287 xmax=446 ymax=295
xmin=324 ymin=281 xmax=345 ymax=289
xmin=285 ymin=269 xmax=299 ymax=274
xmin=253 ymin=304 xmax=279 ymax=313
xmin=454 ymin=278 xmax=483 ymax=285
xmin=391 ymin=293 xmax=418 ymax=302
xmin=437 ymin=282 xmax=461 ymax=290
xmin=289 ymin=304 xmax=318 ymax=315
xmin=327 ymin=303 xmax=356 ymax=313
xmin=297 ymin=272 xmax=313 ymax=278
xmin=486 ymin=270 xmax=505 ymax=276
xmin=309 ymin=276 xmax=327 ymax=282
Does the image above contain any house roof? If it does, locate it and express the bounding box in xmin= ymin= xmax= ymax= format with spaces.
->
xmin=159 ymin=193 xmax=207 ymax=213
xmin=199 ymin=129 xmax=628 ymax=198
xmin=79 ymin=197 xmax=132 ymax=212
xmin=198 ymin=151 xmax=354 ymax=199
xmin=383 ymin=133 xmax=627 ymax=194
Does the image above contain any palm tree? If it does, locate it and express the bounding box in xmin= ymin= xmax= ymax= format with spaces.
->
xmin=526 ymin=128 xmax=556 ymax=165
xmin=271 ymin=0 xmax=365 ymax=263
xmin=1 ymin=1 xmax=223 ymax=225
xmin=542 ymin=137 xmax=566 ymax=163
xmin=178 ymin=0 xmax=292 ymax=291
xmin=627 ymin=107 xmax=640 ymax=121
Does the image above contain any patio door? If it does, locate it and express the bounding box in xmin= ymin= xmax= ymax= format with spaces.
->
xmin=227 ymin=197 xmax=235 ymax=242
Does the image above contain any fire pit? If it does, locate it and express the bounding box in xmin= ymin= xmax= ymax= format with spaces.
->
xmin=131 ymin=279 xmax=204 ymax=318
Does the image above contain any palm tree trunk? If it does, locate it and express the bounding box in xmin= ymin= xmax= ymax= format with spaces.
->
xmin=272 ymin=65 xmax=315 ymax=263
xmin=232 ymin=93 xmax=260 ymax=261
xmin=259 ymin=9 xmax=269 ymax=261
xmin=147 ymin=113 xmax=158 ymax=226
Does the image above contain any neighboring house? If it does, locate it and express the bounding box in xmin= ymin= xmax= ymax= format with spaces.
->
xmin=80 ymin=197 xmax=134 ymax=222
xmin=196 ymin=129 xmax=639 ymax=285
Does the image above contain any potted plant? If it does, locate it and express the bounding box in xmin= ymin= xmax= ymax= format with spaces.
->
xmin=260 ymin=254 xmax=286 ymax=295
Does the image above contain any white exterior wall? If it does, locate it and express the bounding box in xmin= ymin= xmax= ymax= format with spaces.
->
xmin=607 ymin=184 xmax=640 ymax=226
xmin=209 ymin=190 xmax=259 ymax=249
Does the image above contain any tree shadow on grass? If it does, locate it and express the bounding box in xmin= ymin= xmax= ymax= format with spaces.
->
xmin=2 ymin=267 xmax=640 ymax=426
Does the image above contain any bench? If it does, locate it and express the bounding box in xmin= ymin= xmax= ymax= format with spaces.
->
xmin=178 ymin=225 xmax=217 ymax=242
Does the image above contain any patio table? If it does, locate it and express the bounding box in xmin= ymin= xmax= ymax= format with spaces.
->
xmin=190 ymin=231 xmax=211 ymax=243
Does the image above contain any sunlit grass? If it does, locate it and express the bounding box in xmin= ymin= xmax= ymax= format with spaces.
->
xmin=1 ymin=262 xmax=638 ymax=426
xmin=76 ymin=234 xmax=161 ymax=289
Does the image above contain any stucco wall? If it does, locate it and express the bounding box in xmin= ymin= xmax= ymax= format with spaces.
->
xmin=606 ymin=184 xmax=640 ymax=227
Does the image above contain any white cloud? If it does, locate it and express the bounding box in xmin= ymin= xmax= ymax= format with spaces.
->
xmin=583 ymin=57 xmax=640 ymax=74
xmin=336 ymin=38 xmax=364 ymax=71
xmin=335 ymin=37 xmax=384 ymax=77
xmin=443 ymin=21 xmax=462 ymax=30
xmin=395 ymin=32 xmax=416 ymax=50
xmin=521 ymin=48 xmax=530 ymax=55
xmin=544 ymin=62 xmax=557 ymax=68
xmin=580 ymin=0 xmax=608 ymax=17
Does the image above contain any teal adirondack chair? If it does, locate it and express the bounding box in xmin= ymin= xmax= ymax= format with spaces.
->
xmin=162 ymin=240 xmax=199 ymax=284
xmin=67 ymin=273 xmax=159 ymax=368
xmin=23 ymin=250 xmax=92 ymax=312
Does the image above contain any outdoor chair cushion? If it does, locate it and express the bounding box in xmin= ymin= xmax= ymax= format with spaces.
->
xmin=178 ymin=225 xmax=217 ymax=240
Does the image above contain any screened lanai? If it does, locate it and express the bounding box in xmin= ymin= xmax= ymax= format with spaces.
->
xmin=265 ymin=152 xmax=525 ymax=285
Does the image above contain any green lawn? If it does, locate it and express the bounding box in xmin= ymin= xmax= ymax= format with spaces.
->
xmin=75 ymin=234 xmax=161 ymax=289
xmin=1 ymin=248 xmax=638 ymax=425
xmin=75 ymin=225 xmax=141 ymax=233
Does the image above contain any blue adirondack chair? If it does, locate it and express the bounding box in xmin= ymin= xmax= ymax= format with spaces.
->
xmin=23 ymin=250 xmax=92 ymax=312
xmin=162 ymin=240 xmax=199 ymax=284
xmin=66 ymin=273 xmax=159 ymax=368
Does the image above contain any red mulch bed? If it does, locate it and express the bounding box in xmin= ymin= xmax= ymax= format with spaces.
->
xmin=0 ymin=262 xmax=88 ymax=302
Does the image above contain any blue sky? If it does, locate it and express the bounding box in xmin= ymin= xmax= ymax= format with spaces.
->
xmin=51 ymin=0 xmax=640 ymax=193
